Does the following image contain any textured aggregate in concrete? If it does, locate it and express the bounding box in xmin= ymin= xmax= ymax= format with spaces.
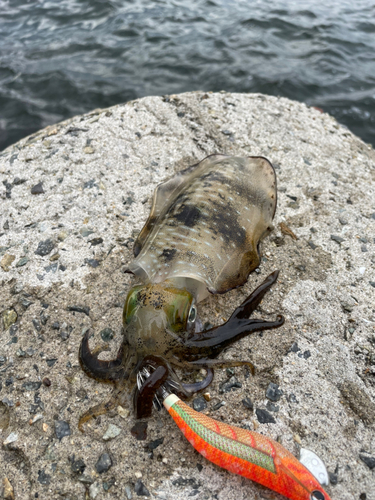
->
xmin=0 ymin=91 xmax=374 ymax=500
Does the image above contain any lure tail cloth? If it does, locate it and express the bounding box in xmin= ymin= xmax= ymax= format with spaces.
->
xmin=163 ymin=394 xmax=331 ymax=500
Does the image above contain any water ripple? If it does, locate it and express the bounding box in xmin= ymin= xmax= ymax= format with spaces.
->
xmin=1 ymin=0 xmax=375 ymax=150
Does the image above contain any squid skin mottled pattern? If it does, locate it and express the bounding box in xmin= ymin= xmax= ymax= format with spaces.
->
xmin=164 ymin=395 xmax=331 ymax=500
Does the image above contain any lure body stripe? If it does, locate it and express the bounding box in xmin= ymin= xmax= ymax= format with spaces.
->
xmin=164 ymin=395 xmax=331 ymax=500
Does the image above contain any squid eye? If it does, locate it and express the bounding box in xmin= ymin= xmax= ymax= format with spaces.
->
xmin=188 ymin=305 xmax=197 ymax=323
xmin=311 ymin=492 xmax=325 ymax=500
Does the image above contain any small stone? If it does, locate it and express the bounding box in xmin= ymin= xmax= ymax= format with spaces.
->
xmin=80 ymin=227 xmax=95 ymax=237
xmin=2 ymin=477 xmax=15 ymax=500
xmin=35 ymin=239 xmax=55 ymax=256
xmin=46 ymin=359 xmax=57 ymax=367
xmin=89 ymin=482 xmax=101 ymax=499
xmin=331 ymin=235 xmax=344 ymax=244
xmin=242 ymin=397 xmax=254 ymax=411
xmin=85 ymin=258 xmax=100 ymax=268
xmin=219 ymin=376 xmax=242 ymax=393
xmin=329 ymin=472 xmax=338 ymax=485
xmin=288 ymin=393 xmax=298 ymax=403
xmin=266 ymin=401 xmax=279 ymax=412
xmin=147 ymin=437 xmax=164 ymax=450
xmin=359 ymin=454 xmax=375 ymax=470
xmin=339 ymin=218 xmax=348 ymax=225
xmin=303 ymin=350 xmax=311 ymax=359
xmin=54 ymin=420 xmax=71 ymax=440
xmin=293 ymin=433 xmax=302 ymax=444
xmin=266 ymin=382 xmax=283 ymax=402
xmin=67 ymin=305 xmax=90 ymax=316
xmin=20 ymin=297 xmax=33 ymax=308
xmin=134 ymin=472 xmax=142 ymax=479
xmin=134 ymin=479 xmax=150 ymax=497
xmin=95 ymin=453 xmax=112 ymax=473
xmin=57 ymin=230 xmax=68 ymax=241
xmin=52 ymin=322 xmax=60 ymax=330
xmin=256 ymin=408 xmax=276 ymax=424
xmin=84 ymin=146 xmax=95 ymax=154
xmin=22 ymin=381 xmax=42 ymax=391
xmin=16 ymin=256 xmax=29 ymax=267
xmin=341 ymin=300 xmax=355 ymax=313
xmin=103 ymin=423 xmax=121 ymax=441
xmin=1 ymin=254 xmax=15 ymax=271
xmin=212 ymin=401 xmax=226 ymax=411
xmin=131 ymin=421 xmax=148 ymax=441
xmin=192 ymin=397 xmax=207 ymax=412
xmin=31 ymin=182 xmax=44 ymax=194
xmin=78 ymin=475 xmax=95 ymax=484
xmin=102 ymin=478 xmax=115 ymax=491
xmin=42 ymin=377 xmax=51 ymax=387
xmin=289 ymin=342 xmax=300 ymax=353
xmin=2 ymin=309 xmax=17 ymax=330
xmin=125 ymin=484 xmax=133 ymax=499
xmin=308 ymin=241 xmax=317 ymax=250
xmin=117 ymin=405 xmax=130 ymax=419
xmin=37 ymin=469 xmax=51 ymax=485
xmin=42 ymin=423 xmax=49 ymax=432
xmin=100 ymin=328 xmax=115 ymax=341
xmin=369 ymin=282 xmax=375 ymax=288
xmin=89 ymin=237 xmax=103 ymax=246
xmin=71 ymin=458 xmax=86 ymax=474
xmin=30 ymin=414 xmax=43 ymax=425
xmin=361 ymin=245 xmax=368 ymax=252
xmin=3 ymin=432 xmax=18 ymax=445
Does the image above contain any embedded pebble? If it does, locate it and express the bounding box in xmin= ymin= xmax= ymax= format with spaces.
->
xmin=219 ymin=376 xmax=242 ymax=393
xmin=89 ymin=482 xmax=101 ymax=499
xmin=3 ymin=432 xmax=18 ymax=445
xmin=22 ymin=381 xmax=41 ymax=391
xmin=54 ymin=420 xmax=71 ymax=440
xmin=256 ymin=408 xmax=276 ymax=424
xmin=100 ymin=327 xmax=115 ymax=341
xmin=125 ymin=484 xmax=133 ymax=499
xmin=134 ymin=479 xmax=150 ymax=497
xmin=2 ymin=309 xmax=17 ymax=330
xmin=37 ymin=469 xmax=51 ymax=485
xmin=103 ymin=423 xmax=121 ymax=441
xmin=95 ymin=453 xmax=112 ymax=473
xmin=16 ymin=256 xmax=28 ymax=267
xmin=67 ymin=305 xmax=90 ymax=316
xmin=192 ymin=396 xmax=207 ymax=412
xmin=2 ymin=477 xmax=15 ymax=500
xmin=30 ymin=414 xmax=43 ymax=425
xmin=266 ymin=401 xmax=279 ymax=412
xmin=331 ymin=235 xmax=344 ymax=244
xmin=34 ymin=238 xmax=55 ymax=256
xmin=242 ymin=397 xmax=254 ymax=411
xmin=131 ymin=421 xmax=148 ymax=441
xmin=71 ymin=458 xmax=86 ymax=474
xmin=147 ymin=437 xmax=164 ymax=450
xmin=329 ymin=472 xmax=338 ymax=485
xmin=359 ymin=454 xmax=375 ymax=470
xmin=265 ymin=382 xmax=283 ymax=402
xmin=117 ymin=405 xmax=130 ymax=419
xmin=31 ymin=182 xmax=44 ymax=194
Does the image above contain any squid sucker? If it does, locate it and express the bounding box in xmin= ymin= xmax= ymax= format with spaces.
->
xmin=79 ymin=154 xmax=284 ymax=425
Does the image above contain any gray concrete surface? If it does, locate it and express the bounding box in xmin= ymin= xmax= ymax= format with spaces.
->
xmin=0 ymin=91 xmax=374 ymax=500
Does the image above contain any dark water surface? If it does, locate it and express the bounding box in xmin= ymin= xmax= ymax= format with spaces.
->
xmin=1 ymin=0 xmax=375 ymax=151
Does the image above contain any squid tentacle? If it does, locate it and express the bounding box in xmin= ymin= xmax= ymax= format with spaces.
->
xmin=79 ymin=330 xmax=126 ymax=382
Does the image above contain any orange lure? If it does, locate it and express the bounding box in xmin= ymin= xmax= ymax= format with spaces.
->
xmin=164 ymin=394 xmax=331 ymax=500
